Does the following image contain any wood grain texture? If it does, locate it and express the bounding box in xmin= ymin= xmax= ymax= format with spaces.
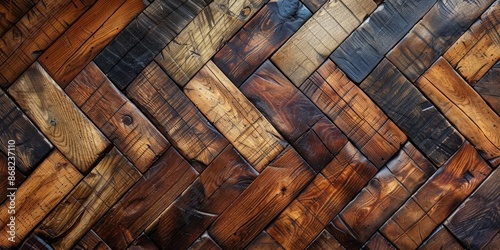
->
xmin=18 ymin=235 xmax=54 ymax=250
xmin=155 ymin=0 xmax=268 ymax=86
xmin=214 ymin=0 xmax=311 ymax=86
xmin=0 ymin=150 xmax=82 ymax=248
xmin=300 ymin=0 xmax=328 ymax=13
xmin=128 ymin=234 xmax=159 ymax=250
xmin=209 ymin=146 xmax=315 ymax=249
xmin=0 ymin=0 xmax=36 ymax=37
xmin=92 ymin=147 xmax=197 ymax=249
xmin=66 ymin=62 xmax=170 ymax=172
xmin=184 ymin=61 xmax=287 ymax=172
xmin=306 ymin=230 xmax=344 ymax=250
xmin=387 ymin=0 xmax=496 ymax=82
xmin=127 ymin=62 xmax=228 ymax=170
xmin=301 ymin=60 xmax=407 ymax=168
xmin=74 ymin=230 xmax=111 ymax=250
xmin=36 ymin=147 xmax=141 ymax=250
xmin=241 ymin=60 xmax=347 ymax=171
xmin=246 ymin=231 xmax=284 ymax=250
xmin=381 ymin=142 xmax=492 ymax=249
xmin=189 ymin=233 xmax=222 ymax=250
xmin=363 ymin=232 xmax=396 ymax=250
xmin=331 ymin=0 xmax=437 ymax=83
xmin=475 ymin=61 xmax=500 ymax=116
xmin=419 ymin=226 xmax=464 ymax=250
xmin=483 ymin=232 xmax=500 ymax=250
xmin=360 ymin=58 xmax=464 ymax=166
xmin=418 ymin=57 xmax=500 ymax=164
xmin=272 ymin=0 xmax=377 ymax=85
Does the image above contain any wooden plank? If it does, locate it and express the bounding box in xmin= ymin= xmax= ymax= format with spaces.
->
xmin=300 ymin=0 xmax=328 ymax=13
xmin=0 ymin=0 xmax=36 ymax=37
xmin=0 ymin=153 xmax=24 ymax=204
xmin=8 ymin=62 xmax=110 ymax=173
xmin=364 ymin=232 xmax=397 ymax=250
xmin=445 ymin=168 xmax=500 ymax=249
xmin=128 ymin=234 xmax=159 ymax=250
xmin=419 ymin=226 xmax=464 ymax=250
xmin=75 ymin=230 xmax=111 ymax=250
xmin=65 ymin=62 xmax=170 ymax=172
xmin=475 ymin=61 xmax=500 ymax=116
xmin=0 ymin=150 xmax=82 ymax=247
xmin=18 ymin=235 xmax=53 ymax=250
xmin=387 ymin=0 xmax=496 ymax=82
xmin=184 ymin=61 xmax=287 ymax=172
xmin=360 ymin=59 xmax=464 ymax=166
xmin=306 ymin=230 xmax=344 ymax=250
xmin=418 ymin=57 xmax=500 ymax=165
xmin=35 ymin=147 xmax=141 ymax=250
xmin=189 ymin=233 xmax=222 ymax=250
xmin=301 ymin=60 xmax=407 ymax=168
xmin=272 ymin=0 xmax=377 ymax=85
xmin=126 ymin=62 xmax=228 ymax=169
xmin=380 ymin=142 xmax=492 ymax=249
xmin=483 ymin=232 xmax=500 ymax=250
xmin=39 ymin=0 xmax=146 ymax=87
xmin=241 ymin=60 xmax=347 ymax=171
xmin=213 ymin=0 xmax=311 ymax=86
xmin=92 ymin=147 xmax=197 ymax=249
xmin=331 ymin=0 xmax=437 ymax=83
xmin=154 ymin=0 xmax=268 ymax=86
xmin=208 ymin=146 xmax=315 ymax=249
xmin=145 ymin=145 xmax=258 ymax=249
xmin=0 ymin=88 xmax=52 ymax=174
xmin=246 ymin=231 xmax=284 ymax=250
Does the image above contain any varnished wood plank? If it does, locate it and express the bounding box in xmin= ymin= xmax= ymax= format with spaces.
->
xmin=0 ymin=0 xmax=36 ymax=37
xmin=363 ymin=232 xmax=396 ymax=250
xmin=75 ymin=230 xmax=111 ymax=250
xmin=8 ymin=62 xmax=109 ymax=173
xmin=36 ymin=147 xmax=141 ymax=250
xmin=189 ymin=233 xmax=222 ymax=250
xmin=184 ymin=61 xmax=287 ymax=172
xmin=306 ymin=230 xmax=344 ymax=250
xmin=0 ymin=150 xmax=82 ymax=247
xmin=475 ymin=61 xmax=500 ymax=116
xmin=301 ymin=60 xmax=407 ymax=168
xmin=380 ymin=142 xmax=491 ymax=249
xmin=126 ymin=62 xmax=228 ymax=169
xmin=214 ymin=0 xmax=310 ymax=86
xmin=241 ymin=60 xmax=347 ymax=171
xmin=209 ymin=146 xmax=315 ymax=249
xmin=155 ymin=0 xmax=268 ymax=86
xmin=272 ymin=0 xmax=377 ymax=85
xmin=387 ymin=0 xmax=495 ymax=82
xmin=418 ymin=57 xmax=500 ymax=165
xmin=360 ymin=58 xmax=464 ymax=166
xmin=128 ymin=234 xmax=159 ymax=250
xmin=419 ymin=226 xmax=464 ymax=250
xmin=66 ymin=62 xmax=170 ymax=172
xmin=246 ymin=231 xmax=284 ymax=250
xmin=93 ymin=147 xmax=197 ymax=249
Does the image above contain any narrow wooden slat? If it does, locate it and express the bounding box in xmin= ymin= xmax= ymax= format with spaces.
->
xmin=387 ymin=0 xmax=496 ymax=82
xmin=75 ymin=230 xmax=111 ymax=250
xmin=128 ymin=234 xmax=159 ymax=250
xmin=475 ymin=61 xmax=500 ymax=116
xmin=0 ymin=150 xmax=82 ymax=248
xmin=246 ymin=231 xmax=284 ymax=250
xmin=209 ymin=146 xmax=315 ymax=249
xmin=189 ymin=233 xmax=222 ymax=250
xmin=8 ymin=62 xmax=110 ymax=173
xmin=184 ymin=61 xmax=287 ymax=172
xmin=306 ymin=230 xmax=344 ymax=250
xmin=331 ymin=0 xmax=437 ymax=83
xmin=380 ymin=142 xmax=492 ymax=249
xmin=419 ymin=226 xmax=464 ymax=250
xmin=301 ymin=60 xmax=407 ymax=168
xmin=126 ymin=62 xmax=228 ymax=169
xmin=155 ymin=0 xmax=268 ymax=86
xmin=214 ymin=0 xmax=311 ymax=87
xmin=0 ymin=88 xmax=52 ymax=173
xmin=418 ymin=57 xmax=500 ymax=165
xmin=360 ymin=59 xmax=464 ymax=166
xmin=0 ymin=0 xmax=36 ymax=36
xmin=66 ymin=62 xmax=170 ymax=172
xmin=93 ymin=147 xmax=197 ymax=249
xmin=36 ymin=147 xmax=141 ymax=250
xmin=241 ymin=60 xmax=347 ymax=171
xmin=272 ymin=0 xmax=377 ymax=85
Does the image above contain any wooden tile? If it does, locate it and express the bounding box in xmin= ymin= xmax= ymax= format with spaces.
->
xmin=306 ymin=230 xmax=344 ymax=250
xmin=475 ymin=61 xmax=500 ymax=117
xmin=363 ymin=232 xmax=396 ymax=250
xmin=0 ymin=0 xmax=36 ymax=36
xmin=483 ymin=232 xmax=500 ymax=250
xmin=75 ymin=230 xmax=111 ymax=250
xmin=189 ymin=233 xmax=222 ymax=250
xmin=128 ymin=234 xmax=159 ymax=250
xmin=18 ymin=235 xmax=53 ymax=250
xmin=246 ymin=231 xmax=284 ymax=250
xmin=419 ymin=226 xmax=464 ymax=250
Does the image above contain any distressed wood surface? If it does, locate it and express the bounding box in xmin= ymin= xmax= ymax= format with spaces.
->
xmin=419 ymin=226 xmax=464 ymax=250
xmin=475 ymin=61 xmax=500 ymax=116
xmin=306 ymin=230 xmax=344 ymax=250
xmin=246 ymin=231 xmax=284 ymax=250
xmin=0 ymin=0 xmax=36 ymax=36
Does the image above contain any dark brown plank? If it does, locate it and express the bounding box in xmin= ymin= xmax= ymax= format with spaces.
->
xmin=360 ymin=58 xmax=464 ymax=166
xmin=93 ymin=147 xmax=197 ymax=249
xmin=419 ymin=226 xmax=464 ymax=250
xmin=475 ymin=61 xmax=500 ymax=116
xmin=387 ymin=0 xmax=495 ymax=82
xmin=330 ymin=0 xmax=438 ymax=83
xmin=0 ymin=0 xmax=36 ymax=36
xmin=18 ymin=235 xmax=53 ymax=250
xmin=208 ymin=146 xmax=315 ymax=249
xmin=128 ymin=234 xmax=159 ymax=250
xmin=306 ymin=230 xmax=344 ymax=250
xmin=189 ymin=233 xmax=222 ymax=250
xmin=213 ymin=0 xmax=310 ymax=86
xmin=483 ymin=232 xmax=500 ymax=250
xmin=246 ymin=231 xmax=284 ymax=250
xmin=126 ymin=62 xmax=228 ymax=170
xmin=363 ymin=232 xmax=396 ymax=250
xmin=0 ymin=153 xmax=25 ymax=204
xmin=74 ymin=230 xmax=111 ymax=250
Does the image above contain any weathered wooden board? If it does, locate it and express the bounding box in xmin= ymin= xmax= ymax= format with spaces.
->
xmin=364 ymin=232 xmax=397 ymax=250
xmin=272 ymin=0 xmax=377 ymax=85
xmin=93 ymin=147 xmax=197 ymax=249
xmin=66 ymin=62 xmax=170 ymax=172
xmin=35 ymin=147 xmax=141 ymax=250
xmin=39 ymin=0 xmax=146 ymax=87
xmin=483 ymin=233 xmax=500 ymax=250
xmin=75 ymin=230 xmax=111 ymax=250
xmin=127 ymin=62 xmax=228 ymax=169
xmin=418 ymin=57 xmax=500 ymax=165
xmin=128 ymin=234 xmax=159 ymax=250
xmin=380 ymin=142 xmax=491 ymax=249
xmin=0 ymin=0 xmax=36 ymax=36
xmin=306 ymin=230 xmax=344 ymax=250
xmin=209 ymin=146 xmax=315 ymax=249
xmin=419 ymin=226 xmax=464 ymax=250
xmin=387 ymin=0 xmax=496 ymax=82
xmin=18 ymin=235 xmax=53 ymax=250
xmin=241 ymin=60 xmax=347 ymax=171
xmin=214 ymin=0 xmax=310 ymax=87
xmin=360 ymin=58 xmax=464 ymax=166
xmin=0 ymin=150 xmax=82 ymax=248
xmin=475 ymin=61 xmax=500 ymax=116
xmin=246 ymin=231 xmax=284 ymax=250
xmin=189 ymin=233 xmax=222 ymax=250
xmin=300 ymin=0 xmax=328 ymax=13
xmin=301 ymin=60 xmax=407 ymax=168
xmin=185 ymin=61 xmax=287 ymax=172
xmin=8 ymin=62 xmax=109 ymax=173
xmin=155 ymin=0 xmax=268 ymax=86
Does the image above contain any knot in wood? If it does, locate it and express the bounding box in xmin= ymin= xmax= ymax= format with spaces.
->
xmin=122 ymin=115 xmax=133 ymax=125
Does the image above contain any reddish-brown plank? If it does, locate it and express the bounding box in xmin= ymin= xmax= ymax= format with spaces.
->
xmin=306 ymin=230 xmax=344 ymax=250
xmin=189 ymin=233 xmax=222 ymax=250
xmin=0 ymin=0 xmax=36 ymax=36
xmin=246 ymin=231 xmax=284 ymax=250
xmin=128 ymin=234 xmax=159 ymax=250
xmin=75 ymin=230 xmax=111 ymax=250
xmin=363 ymin=232 xmax=397 ymax=250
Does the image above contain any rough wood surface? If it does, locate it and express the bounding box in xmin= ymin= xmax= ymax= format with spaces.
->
xmin=306 ymin=230 xmax=344 ymax=250
xmin=475 ymin=61 xmax=500 ymax=116
xmin=0 ymin=0 xmax=36 ymax=36
xmin=246 ymin=231 xmax=284 ymax=250
xmin=75 ymin=230 xmax=111 ymax=250
xmin=419 ymin=226 xmax=464 ymax=250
